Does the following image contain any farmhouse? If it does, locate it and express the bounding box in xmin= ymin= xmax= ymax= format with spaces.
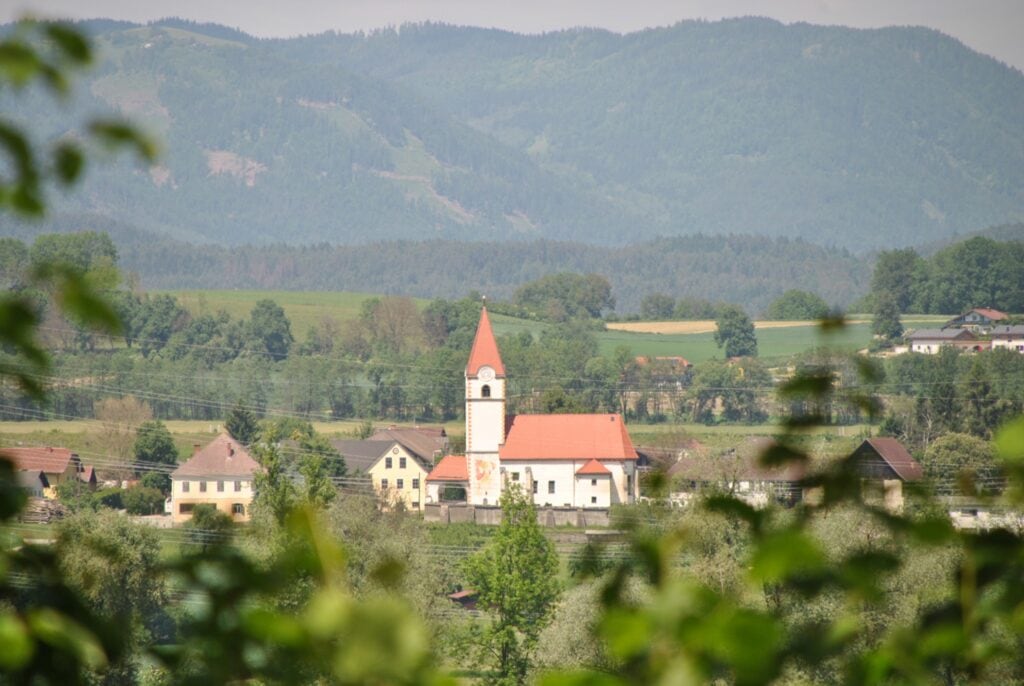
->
xmin=848 ymin=438 xmax=924 ymax=512
xmin=426 ymin=307 xmax=639 ymax=509
xmin=2 ymin=446 xmax=96 ymax=498
xmin=944 ymin=307 xmax=1008 ymax=332
xmin=170 ymin=433 xmax=260 ymax=523
xmin=991 ymin=325 xmax=1024 ymax=353
xmin=667 ymin=439 xmax=806 ymax=508
xmin=905 ymin=328 xmax=985 ymax=354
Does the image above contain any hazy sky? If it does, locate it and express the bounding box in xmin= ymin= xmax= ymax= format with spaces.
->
xmin=5 ymin=0 xmax=1024 ymax=71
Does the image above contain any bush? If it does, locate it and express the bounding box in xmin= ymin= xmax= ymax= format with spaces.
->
xmin=141 ymin=471 xmax=171 ymax=495
xmin=123 ymin=486 xmax=165 ymax=515
xmin=92 ymin=487 xmax=124 ymax=510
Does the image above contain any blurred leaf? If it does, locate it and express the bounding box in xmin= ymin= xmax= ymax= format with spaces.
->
xmin=88 ymin=120 xmax=158 ymax=162
xmin=53 ymin=142 xmax=84 ymax=185
xmin=241 ymin=607 xmax=305 ymax=647
xmin=704 ymin=495 xmax=764 ymax=533
xmin=0 ymin=42 xmax=40 ymax=86
xmin=0 ymin=613 xmax=33 ymax=669
xmin=994 ymin=416 xmax=1024 ymax=464
xmin=27 ymin=608 xmax=107 ymax=670
xmin=44 ymin=24 xmax=92 ymax=64
xmin=750 ymin=529 xmax=826 ymax=584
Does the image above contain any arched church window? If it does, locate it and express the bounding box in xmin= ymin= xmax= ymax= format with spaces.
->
xmin=481 ymin=384 xmax=491 ymax=398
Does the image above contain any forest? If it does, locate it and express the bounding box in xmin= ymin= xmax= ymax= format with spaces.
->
xmin=3 ymin=17 xmax=1023 ymax=249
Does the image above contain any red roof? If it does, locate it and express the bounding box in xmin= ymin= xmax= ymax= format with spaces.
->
xmin=500 ymin=414 xmax=638 ymax=461
xmin=856 ymin=438 xmax=923 ymax=482
xmin=426 ymin=455 xmax=469 ymax=482
xmin=465 ymin=307 xmax=505 ymax=377
xmin=171 ymin=434 xmax=260 ymax=478
xmin=576 ymin=458 xmax=612 ymax=476
xmin=971 ymin=308 xmax=1008 ymax=321
xmin=3 ymin=446 xmax=78 ymax=474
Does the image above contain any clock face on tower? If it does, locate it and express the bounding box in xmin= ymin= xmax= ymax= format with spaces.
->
xmin=478 ymin=366 xmax=495 ymax=382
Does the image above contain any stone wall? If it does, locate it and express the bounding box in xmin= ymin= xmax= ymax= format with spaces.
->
xmin=423 ymin=503 xmax=610 ymax=528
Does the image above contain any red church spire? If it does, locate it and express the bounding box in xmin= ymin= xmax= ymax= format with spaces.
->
xmin=465 ymin=306 xmax=505 ymax=377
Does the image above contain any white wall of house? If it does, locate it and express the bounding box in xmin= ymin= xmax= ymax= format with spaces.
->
xmin=993 ymin=336 xmax=1024 ymax=353
xmin=504 ymin=460 xmax=634 ymax=508
xmin=575 ymin=474 xmax=612 ymax=508
xmin=171 ymin=476 xmax=254 ymax=523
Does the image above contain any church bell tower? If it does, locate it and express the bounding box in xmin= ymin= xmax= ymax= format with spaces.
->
xmin=465 ymin=306 xmax=506 ymax=505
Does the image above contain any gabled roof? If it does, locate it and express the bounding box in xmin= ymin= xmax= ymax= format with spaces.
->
xmin=327 ymin=439 xmax=394 ymax=473
xmin=967 ymin=308 xmax=1008 ymax=321
xmin=576 ymin=459 xmax=612 ymax=476
xmin=991 ymin=325 xmax=1024 ymax=337
xmin=853 ymin=438 xmax=923 ymax=482
xmin=78 ymin=466 xmax=96 ymax=484
xmin=369 ymin=427 xmax=447 ymax=463
xmin=499 ymin=414 xmax=638 ymax=461
xmin=3 ymin=446 xmax=78 ymax=474
xmin=426 ymin=455 xmax=468 ymax=482
xmin=465 ymin=307 xmax=505 ymax=377
xmin=17 ymin=469 xmax=50 ymax=489
xmin=906 ymin=328 xmax=977 ymax=341
xmin=171 ymin=434 xmax=260 ymax=479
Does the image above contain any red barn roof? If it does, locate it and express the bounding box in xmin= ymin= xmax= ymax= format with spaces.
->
xmin=465 ymin=307 xmax=505 ymax=377
xmin=426 ymin=455 xmax=469 ymax=482
xmin=500 ymin=414 xmax=638 ymax=461
xmin=171 ymin=434 xmax=260 ymax=478
xmin=3 ymin=446 xmax=79 ymax=474
xmin=854 ymin=438 xmax=923 ymax=482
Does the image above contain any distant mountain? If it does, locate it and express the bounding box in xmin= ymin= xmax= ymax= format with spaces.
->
xmin=6 ymin=18 xmax=1024 ymax=249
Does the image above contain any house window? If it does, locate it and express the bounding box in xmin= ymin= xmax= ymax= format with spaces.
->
xmin=627 ymin=474 xmax=634 ymax=495
xmin=412 ymin=478 xmax=420 ymax=489
xmin=179 ymin=503 xmax=194 ymax=514
xmin=385 ymin=457 xmax=393 ymax=469
xmin=217 ymin=480 xmax=224 ymax=492
xmin=591 ymin=479 xmax=597 ymax=486
xmin=511 ymin=472 xmax=520 ymax=481
xmin=548 ymin=481 xmax=555 ymax=494
xmin=232 ymin=503 xmax=245 ymax=515
xmin=380 ymin=478 xmax=388 ymax=489
xmin=482 ymin=384 xmax=491 ymax=398
xmin=182 ymin=481 xmax=190 ymax=493
xmin=397 ymin=478 xmax=404 ymax=489
xmin=533 ymin=480 xmax=538 ymax=494
xmin=234 ymin=481 xmax=242 ymax=492
xmin=400 ymin=457 xmax=407 ymax=469
xmin=200 ymin=481 xmax=207 ymax=493
xmin=591 ymin=496 xmax=597 ymax=504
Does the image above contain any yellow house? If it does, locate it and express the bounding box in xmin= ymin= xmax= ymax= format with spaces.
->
xmin=170 ymin=434 xmax=261 ymax=524
xmin=367 ymin=442 xmax=431 ymax=511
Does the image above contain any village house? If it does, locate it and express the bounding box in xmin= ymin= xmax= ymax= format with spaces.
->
xmin=906 ymin=328 xmax=986 ymax=354
xmin=3 ymin=446 xmax=96 ymax=498
xmin=848 ymin=437 xmax=924 ymax=513
xmin=990 ymin=325 xmax=1024 ymax=353
xmin=426 ymin=307 xmax=639 ymax=510
xmin=667 ymin=439 xmax=806 ymax=508
xmin=944 ymin=307 xmax=1008 ymax=333
xmin=331 ymin=427 xmax=445 ymax=511
xmin=170 ymin=433 xmax=260 ymax=523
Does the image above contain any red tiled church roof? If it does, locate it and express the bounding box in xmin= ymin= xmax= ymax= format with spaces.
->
xmin=575 ymin=458 xmax=612 ymax=476
xmin=426 ymin=455 xmax=468 ymax=482
xmin=171 ymin=434 xmax=261 ymax=478
xmin=465 ymin=307 xmax=505 ymax=377
xmin=500 ymin=414 xmax=638 ymax=461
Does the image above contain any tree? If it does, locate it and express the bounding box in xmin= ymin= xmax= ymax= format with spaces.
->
xmin=870 ymin=248 xmax=922 ymax=313
xmin=185 ymin=503 xmax=234 ymax=551
xmin=140 ymin=470 xmax=171 ymax=495
xmin=123 ymin=485 xmax=165 ymax=515
xmin=765 ymin=289 xmax=830 ymax=320
xmin=248 ymin=298 xmax=294 ymax=360
xmin=872 ymin=291 xmax=904 ymax=341
xmin=225 ymin=402 xmax=260 ymax=445
xmin=713 ymin=305 xmax=757 ymax=357
xmin=95 ymin=395 xmax=153 ymax=478
xmin=922 ymin=432 xmax=1000 ymax=495
xmin=133 ymin=419 xmax=178 ymax=468
xmin=462 ymin=485 xmax=560 ymax=684
xmin=640 ymin=293 xmax=675 ymax=320
xmin=251 ymin=443 xmax=296 ymax=525
xmin=513 ymin=273 xmax=614 ymax=321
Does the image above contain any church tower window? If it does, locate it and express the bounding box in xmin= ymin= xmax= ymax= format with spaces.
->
xmin=481 ymin=384 xmax=491 ymax=398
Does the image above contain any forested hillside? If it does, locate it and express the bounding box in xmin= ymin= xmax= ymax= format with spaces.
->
xmin=4 ymin=17 xmax=1023 ymax=249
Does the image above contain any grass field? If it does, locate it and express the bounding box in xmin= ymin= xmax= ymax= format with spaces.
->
xmin=162 ymin=290 xmax=429 ymax=341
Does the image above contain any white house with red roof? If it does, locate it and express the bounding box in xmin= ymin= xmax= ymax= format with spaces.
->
xmin=426 ymin=307 xmax=639 ymax=509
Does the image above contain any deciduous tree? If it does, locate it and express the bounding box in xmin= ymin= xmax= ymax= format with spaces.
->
xmin=713 ymin=305 xmax=757 ymax=358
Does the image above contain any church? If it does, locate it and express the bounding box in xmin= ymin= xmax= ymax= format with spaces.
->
xmin=426 ymin=307 xmax=639 ymax=509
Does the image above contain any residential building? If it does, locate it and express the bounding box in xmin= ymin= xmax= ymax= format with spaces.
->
xmin=425 ymin=454 xmax=469 ymax=503
xmin=430 ymin=306 xmax=638 ymax=509
xmin=944 ymin=308 xmax=1008 ymax=332
xmin=370 ymin=426 xmax=447 ymax=463
xmin=848 ymin=437 xmax=923 ymax=513
xmin=3 ymin=446 xmax=96 ymax=498
xmin=906 ymin=328 xmax=985 ymax=354
xmin=16 ymin=469 xmax=50 ymax=498
xmin=991 ymin=325 xmax=1024 ymax=353
xmin=667 ymin=439 xmax=806 ymax=508
xmin=367 ymin=441 xmax=431 ymax=511
xmin=170 ymin=433 xmax=260 ymax=523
